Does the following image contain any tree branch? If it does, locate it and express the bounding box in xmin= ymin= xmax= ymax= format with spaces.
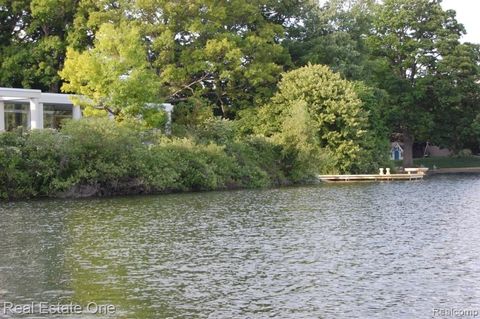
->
xmin=169 ymin=73 xmax=210 ymax=99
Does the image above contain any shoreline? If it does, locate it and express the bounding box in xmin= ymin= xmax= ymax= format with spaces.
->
xmin=427 ymin=167 xmax=480 ymax=174
xmin=0 ymin=179 xmax=312 ymax=203
xmin=2 ymin=170 xmax=479 ymax=202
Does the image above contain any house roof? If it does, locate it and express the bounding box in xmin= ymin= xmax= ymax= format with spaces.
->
xmin=391 ymin=141 xmax=404 ymax=152
xmin=0 ymin=87 xmax=74 ymax=105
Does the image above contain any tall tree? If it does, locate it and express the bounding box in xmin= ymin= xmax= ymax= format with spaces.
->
xmin=0 ymin=0 xmax=77 ymax=92
xmin=285 ymin=0 xmax=377 ymax=81
xmin=61 ymin=0 xmax=307 ymax=118
xmin=60 ymin=22 xmax=162 ymax=122
xmin=428 ymin=43 xmax=480 ymax=152
xmin=254 ymin=64 xmax=379 ymax=174
xmin=367 ymin=0 xmax=465 ymax=166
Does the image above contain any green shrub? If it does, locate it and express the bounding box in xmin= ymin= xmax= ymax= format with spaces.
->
xmin=137 ymin=145 xmax=181 ymax=192
xmin=454 ymin=149 xmax=473 ymax=158
xmin=22 ymin=130 xmax=65 ymax=196
xmin=191 ymin=117 xmax=237 ymax=145
xmin=150 ymin=138 xmax=234 ymax=191
xmin=225 ymin=141 xmax=271 ymax=188
xmin=0 ymin=130 xmax=64 ymax=199
xmin=52 ymin=118 xmax=145 ymax=194
xmin=253 ymin=64 xmax=383 ymax=174
xmin=0 ymin=115 xmax=321 ymax=200
xmin=0 ymin=131 xmax=30 ymax=199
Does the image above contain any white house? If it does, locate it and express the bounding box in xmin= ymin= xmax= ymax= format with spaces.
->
xmin=1 ymin=87 xmax=174 ymax=133
xmin=391 ymin=141 xmax=404 ymax=161
xmin=0 ymin=87 xmax=82 ymax=131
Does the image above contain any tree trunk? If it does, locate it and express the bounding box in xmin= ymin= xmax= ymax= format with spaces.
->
xmin=50 ymin=81 xmax=60 ymax=93
xmin=402 ymin=133 xmax=414 ymax=167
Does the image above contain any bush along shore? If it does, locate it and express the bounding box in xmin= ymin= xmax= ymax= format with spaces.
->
xmin=0 ymin=65 xmax=392 ymax=201
xmin=0 ymin=117 xmax=387 ymax=200
xmin=0 ymin=118 xmax=312 ymax=200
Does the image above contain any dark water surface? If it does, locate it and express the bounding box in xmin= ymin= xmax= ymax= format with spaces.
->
xmin=1 ymin=175 xmax=480 ymax=318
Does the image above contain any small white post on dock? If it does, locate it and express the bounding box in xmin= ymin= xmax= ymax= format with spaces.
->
xmin=379 ymin=168 xmax=384 ymax=175
xmin=386 ymin=168 xmax=391 ymax=175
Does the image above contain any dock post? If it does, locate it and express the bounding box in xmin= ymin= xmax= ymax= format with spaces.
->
xmin=379 ymin=168 xmax=384 ymax=175
xmin=386 ymin=168 xmax=391 ymax=175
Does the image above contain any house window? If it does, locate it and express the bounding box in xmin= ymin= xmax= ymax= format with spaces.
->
xmin=393 ymin=148 xmax=401 ymax=160
xmin=4 ymin=103 xmax=29 ymax=131
xmin=43 ymin=104 xmax=73 ymax=129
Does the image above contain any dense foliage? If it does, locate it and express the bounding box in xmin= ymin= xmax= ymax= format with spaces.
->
xmin=1 ymin=0 xmax=480 ymax=200
xmin=0 ymin=118 xmax=295 ymax=200
xmin=58 ymin=0 xmax=301 ymax=118
xmin=284 ymin=0 xmax=480 ymax=165
xmin=250 ymin=64 xmax=387 ymax=174
xmin=0 ymin=0 xmax=77 ymax=91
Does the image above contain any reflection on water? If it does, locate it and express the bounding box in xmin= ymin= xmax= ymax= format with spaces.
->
xmin=1 ymin=175 xmax=480 ymax=318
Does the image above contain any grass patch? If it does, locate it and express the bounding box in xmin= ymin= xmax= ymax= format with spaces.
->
xmin=394 ymin=156 xmax=480 ymax=169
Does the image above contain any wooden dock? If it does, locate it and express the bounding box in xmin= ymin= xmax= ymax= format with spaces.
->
xmin=318 ymin=168 xmax=428 ymax=182
xmin=318 ymin=173 xmax=425 ymax=182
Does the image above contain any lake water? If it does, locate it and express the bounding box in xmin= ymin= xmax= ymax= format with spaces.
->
xmin=1 ymin=175 xmax=480 ymax=318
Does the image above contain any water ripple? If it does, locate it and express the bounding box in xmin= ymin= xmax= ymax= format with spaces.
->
xmin=1 ymin=175 xmax=480 ymax=318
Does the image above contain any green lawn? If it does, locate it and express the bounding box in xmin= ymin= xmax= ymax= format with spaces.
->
xmin=394 ymin=156 xmax=480 ymax=169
